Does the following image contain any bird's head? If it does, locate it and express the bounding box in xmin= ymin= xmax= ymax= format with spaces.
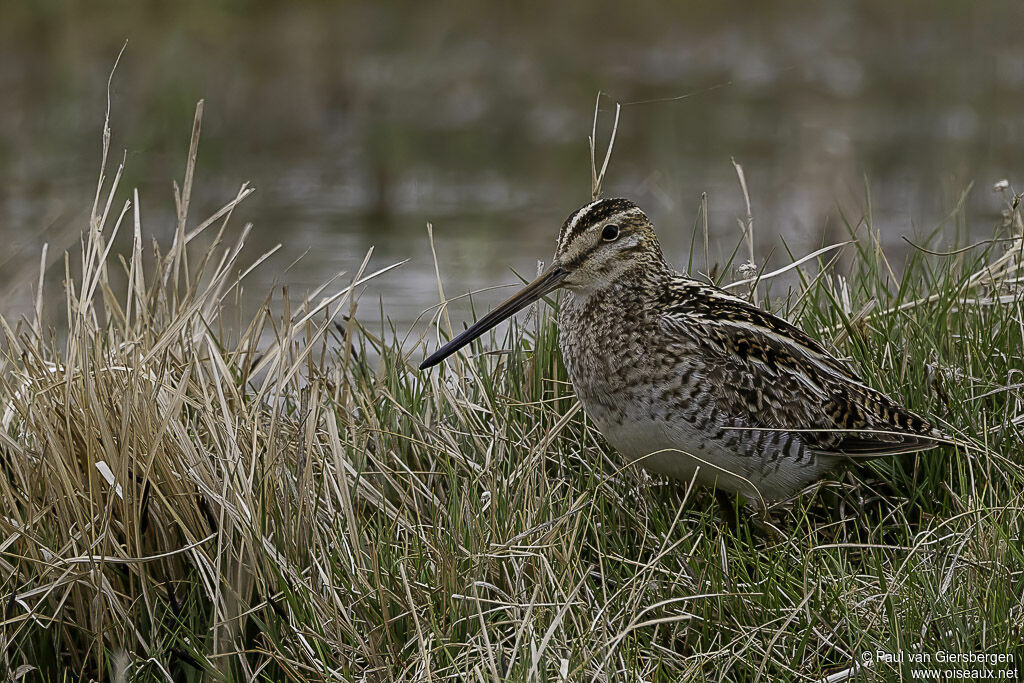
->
xmin=552 ymin=197 xmax=665 ymax=294
xmin=419 ymin=197 xmax=665 ymax=369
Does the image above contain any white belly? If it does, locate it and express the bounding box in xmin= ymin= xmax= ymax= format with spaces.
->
xmin=587 ymin=403 xmax=825 ymax=505
xmin=590 ymin=408 xmax=754 ymax=494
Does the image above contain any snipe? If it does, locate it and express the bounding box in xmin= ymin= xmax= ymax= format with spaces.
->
xmin=420 ymin=198 xmax=941 ymax=506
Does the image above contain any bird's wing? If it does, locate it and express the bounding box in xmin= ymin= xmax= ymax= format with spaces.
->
xmin=660 ymin=277 xmax=940 ymax=457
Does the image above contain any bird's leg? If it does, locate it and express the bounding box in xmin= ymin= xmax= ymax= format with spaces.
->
xmin=716 ymin=489 xmax=792 ymax=543
xmin=715 ymin=488 xmax=741 ymax=533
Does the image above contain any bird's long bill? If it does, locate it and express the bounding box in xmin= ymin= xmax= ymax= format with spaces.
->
xmin=419 ymin=266 xmax=567 ymax=369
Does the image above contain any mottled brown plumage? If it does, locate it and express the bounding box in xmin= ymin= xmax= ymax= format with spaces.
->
xmin=422 ymin=198 xmax=941 ymax=505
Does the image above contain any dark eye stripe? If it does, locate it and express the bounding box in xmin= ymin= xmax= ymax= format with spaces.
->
xmin=564 ymin=237 xmax=643 ymax=271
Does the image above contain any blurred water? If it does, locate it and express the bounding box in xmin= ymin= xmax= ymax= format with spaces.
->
xmin=2 ymin=1 xmax=1023 ymax=331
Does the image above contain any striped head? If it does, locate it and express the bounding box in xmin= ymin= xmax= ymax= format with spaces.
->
xmin=553 ymin=197 xmax=667 ymax=294
xmin=419 ymin=197 xmax=666 ymax=369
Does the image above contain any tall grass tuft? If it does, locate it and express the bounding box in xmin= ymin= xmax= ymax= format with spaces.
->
xmin=1 ymin=103 xmax=1022 ymax=681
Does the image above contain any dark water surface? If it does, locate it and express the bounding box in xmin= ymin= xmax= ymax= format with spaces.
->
xmin=2 ymin=1 xmax=1023 ymax=331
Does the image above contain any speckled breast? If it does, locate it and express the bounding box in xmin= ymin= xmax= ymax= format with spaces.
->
xmin=556 ymin=287 xmax=707 ymax=451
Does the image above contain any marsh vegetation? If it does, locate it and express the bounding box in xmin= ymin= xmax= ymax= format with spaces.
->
xmin=1 ymin=104 xmax=1022 ymax=681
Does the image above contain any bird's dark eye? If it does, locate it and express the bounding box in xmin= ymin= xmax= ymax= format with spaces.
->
xmin=601 ymin=224 xmax=620 ymax=241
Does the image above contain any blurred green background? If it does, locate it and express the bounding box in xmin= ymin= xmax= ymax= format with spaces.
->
xmin=2 ymin=0 xmax=1023 ymax=327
